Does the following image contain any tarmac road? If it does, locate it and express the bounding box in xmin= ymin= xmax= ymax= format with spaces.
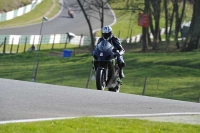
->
xmin=0 ymin=78 xmax=200 ymax=124
xmin=0 ymin=1 xmax=200 ymax=125
xmin=0 ymin=0 xmax=115 ymax=36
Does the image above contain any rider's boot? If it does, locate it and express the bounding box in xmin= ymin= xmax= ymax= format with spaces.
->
xmin=117 ymin=56 xmax=125 ymax=80
xmin=119 ymin=68 xmax=125 ymax=79
xmin=117 ymin=67 xmax=125 ymax=85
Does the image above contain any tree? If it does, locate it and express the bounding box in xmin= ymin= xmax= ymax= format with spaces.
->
xmin=142 ymin=0 xmax=150 ymax=52
xmin=77 ymin=0 xmax=95 ymax=50
xmin=172 ymin=0 xmax=186 ymax=49
xmin=86 ymin=0 xmax=111 ymax=29
xmin=149 ymin=0 xmax=162 ymax=50
xmin=76 ymin=0 xmax=112 ymax=50
xmin=184 ymin=0 xmax=200 ymax=51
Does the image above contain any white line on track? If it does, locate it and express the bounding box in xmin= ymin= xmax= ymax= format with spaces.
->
xmin=1 ymin=112 xmax=200 ymax=125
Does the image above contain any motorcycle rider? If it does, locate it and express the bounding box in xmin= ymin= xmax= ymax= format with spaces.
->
xmin=96 ymin=26 xmax=126 ymax=79
xmin=68 ymin=8 xmax=74 ymax=17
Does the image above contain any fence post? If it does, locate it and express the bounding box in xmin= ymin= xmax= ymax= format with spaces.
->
xmin=118 ymin=31 xmax=121 ymax=38
xmin=34 ymin=61 xmax=40 ymax=82
xmin=142 ymin=76 xmax=148 ymax=95
xmin=16 ymin=37 xmax=21 ymax=53
xmin=186 ymin=83 xmax=189 ymax=98
xmin=39 ymin=35 xmax=43 ymax=50
xmin=24 ymin=37 xmax=28 ymax=53
xmin=10 ymin=62 xmax=13 ymax=79
xmin=129 ymin=29 xmax=133 ymax=44
xmin=64 ymin=34 xmax=68 ymax=49
xmin=135 ymin=36 xmax=137 ymax=43
xmin=79 ymin=34 xmax=83 ymax=48
xmin=86 ymin=68 xmax=93 ymax=89
xmin=3 ymin=37 xmax=7 ymax=54
xmin=73 ymin=49 xmax=75 ymax=56
xmin=61 ymin=72 xmax=64 ymax=85
xmin=10 ymin=38 xmax=14 ymax=54
xmin=32 ymin=36 xmax=35 ymax=46
xmin=52 ymin=34 xmax=55 ymax=50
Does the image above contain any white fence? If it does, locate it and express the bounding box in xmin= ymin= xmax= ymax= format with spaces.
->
xmin=0 ymin=0 xmax=43 ymax=22
xmin=0 ymin=34 xmax=94 ymax=46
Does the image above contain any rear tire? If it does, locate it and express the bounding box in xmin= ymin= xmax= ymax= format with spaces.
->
xmin=96 ymin=69 xmax=106 ymax=90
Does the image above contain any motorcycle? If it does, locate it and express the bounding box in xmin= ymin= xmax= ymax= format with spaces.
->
xmin=68 ymin=9 xmax=74 ymax=18
xmin=92 ymin=40 xmax=121 ymax=92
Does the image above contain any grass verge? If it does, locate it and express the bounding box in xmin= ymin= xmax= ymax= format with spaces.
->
xmin=0 ymin=0 xmax=60 ymax=28
xmin=0 ymin=44 xmax=199 ymax=103
xmin=0 ymin=117 xmax=200 ymax=133
xmin=0 ymin=0 xmax=31 ymax=12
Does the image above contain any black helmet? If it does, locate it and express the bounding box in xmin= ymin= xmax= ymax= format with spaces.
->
xmin=102 ymin=26 xmax=113 ymax=40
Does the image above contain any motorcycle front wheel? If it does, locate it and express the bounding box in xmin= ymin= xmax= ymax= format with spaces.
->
xmin=96 ymin=69 xmax=106 ymax=90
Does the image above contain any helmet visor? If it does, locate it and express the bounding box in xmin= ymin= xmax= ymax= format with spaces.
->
xmin=103 ymin=33 xmax=111 ymax=39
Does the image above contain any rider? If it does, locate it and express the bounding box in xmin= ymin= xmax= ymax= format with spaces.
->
xmin=68 ymin=8 xmax=73 ymax=16
xmin=96 ymin=26 xmax=126 ymax=79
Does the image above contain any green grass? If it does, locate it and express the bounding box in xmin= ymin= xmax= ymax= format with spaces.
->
xmin=0 ymin=0 xmax=31 ymax=12
xmin=0 ymin=42 xmax=79 ymax=53
xmin=0 ymin=117 xmax=200 ymax=133
xmin=0 ymin=0 xmax=60 ymax=28
xmin=0 ymin=44 xmax=199 ymax=102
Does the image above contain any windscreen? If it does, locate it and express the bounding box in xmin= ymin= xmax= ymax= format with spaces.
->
xmin=97 ymin=40 xmax=113 ymax=51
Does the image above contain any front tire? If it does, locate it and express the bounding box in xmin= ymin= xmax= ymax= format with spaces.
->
xmin=96 ymin=69 xmax=106 ymax=90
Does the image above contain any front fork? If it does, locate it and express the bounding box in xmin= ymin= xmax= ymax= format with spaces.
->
xmin=104 ymin=69 xmax=108 ymax=81
xmin=93 ymin=60 xmax=108 ymax=84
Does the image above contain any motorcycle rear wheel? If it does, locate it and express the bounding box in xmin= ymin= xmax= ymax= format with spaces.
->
xmin=96 ymin=69 xmax=106 ymax=90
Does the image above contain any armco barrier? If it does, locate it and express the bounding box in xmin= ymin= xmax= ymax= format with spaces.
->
xmin=0 ymin=34 xmax=92 ymax=46
xmin=0 ymin=0 xmax=43 ymax=22
xmin=0 ymin=34 xmax=124 ymax=46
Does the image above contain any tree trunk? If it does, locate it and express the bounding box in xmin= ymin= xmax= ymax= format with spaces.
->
xmin=175 ymin=0 xmax=186 ymax=49
xmin=173 ymin=0 xmax=186 ymax=49
xmin=164 ymin=0 xmax=169 ymax=44
xmin=184 ymin=0 xmax=200 ymax=51
xmin=174 ymin=0 xmax=180 ymax=49
xmin=168 ymin=3 xmax=175 ymax=43
xmin=142 ymin=0 xmax=150 ymax=52
xmin=101 ymin=0 xmax=104 ymax=29
xmin=77 ymin=0 xmax=95 ymax=50
xmin=150 ymin=0 xmax=161 ymax=51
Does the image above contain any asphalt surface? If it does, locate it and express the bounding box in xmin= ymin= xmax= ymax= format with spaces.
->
xmin=0 ymin=0 xmax=115 ymax=36
xmin=0 ymin=1 xmax=200 ymax=125
xmin=1 ymin=78 xmax=200 ymax=124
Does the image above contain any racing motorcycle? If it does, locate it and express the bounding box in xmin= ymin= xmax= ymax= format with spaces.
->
xmin=68 ymin=9 xmax=74 ymax=18
xmin=92 ymin=40 xmax=121 ymax=92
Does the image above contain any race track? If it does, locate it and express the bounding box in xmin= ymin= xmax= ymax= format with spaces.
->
xmin=0 ymin=78 xmax=200 ymax=124
xmin=0 ymin=0 xmax=115 ymax=36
